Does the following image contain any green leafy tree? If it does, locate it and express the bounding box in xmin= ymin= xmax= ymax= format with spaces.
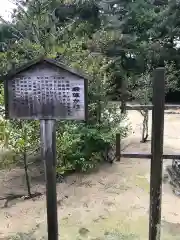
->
xmin=87 ymin=0 xmax=180 ymax=143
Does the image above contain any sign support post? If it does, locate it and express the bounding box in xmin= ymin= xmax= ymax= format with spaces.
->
xmin=40 ymin=120 xmax=58 ymax=240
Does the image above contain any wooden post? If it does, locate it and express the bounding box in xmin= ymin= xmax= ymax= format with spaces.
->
xmin=121 ymin=76 xmax=127 ymax=114
xmin=149 ymin=68 xmax=165 ymax=240
xmin=116 ymin=133 xmax=121 ymax=162
xmin=40 ymin=120 xmax=58 ymax=240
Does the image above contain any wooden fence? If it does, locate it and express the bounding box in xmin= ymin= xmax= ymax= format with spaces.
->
xmin=115 ymin=68 xmax=180 ymax=240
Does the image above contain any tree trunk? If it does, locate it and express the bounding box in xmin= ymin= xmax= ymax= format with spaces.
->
xmin=23 ymin=124 xmax=32 ymax=198
xmin=140 ymin=109 xmax=149 ymax=143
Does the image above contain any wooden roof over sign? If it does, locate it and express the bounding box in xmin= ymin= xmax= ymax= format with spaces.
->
xmin=1 ymin=56 xmax=90 ymax=81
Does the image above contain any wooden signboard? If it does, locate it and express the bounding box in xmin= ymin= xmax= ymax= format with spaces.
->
xmin=4 ymin=58 xmax=88 ymax=121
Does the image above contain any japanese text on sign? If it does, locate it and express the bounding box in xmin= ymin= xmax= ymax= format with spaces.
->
xmin=9 ymin=75 xmax=85 ymax=120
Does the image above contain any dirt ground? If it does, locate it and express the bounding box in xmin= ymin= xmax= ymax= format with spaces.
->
xmin=0 ymin=110 xmax=180 ymax=239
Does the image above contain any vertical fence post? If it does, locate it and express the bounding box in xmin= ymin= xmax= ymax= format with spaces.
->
xmin=116 ymin=133 xmax=121 ymax=162
xmin=149 ymin=68 xmax=165 ymax=240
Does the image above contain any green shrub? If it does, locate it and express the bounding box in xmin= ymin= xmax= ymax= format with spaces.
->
xmin=55 ymin=106 xmax=129 ymax=174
